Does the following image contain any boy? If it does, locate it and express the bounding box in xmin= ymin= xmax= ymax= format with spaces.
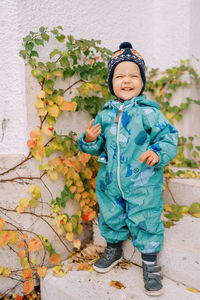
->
xmin=78 ymin=42 xmax=178 ymax=296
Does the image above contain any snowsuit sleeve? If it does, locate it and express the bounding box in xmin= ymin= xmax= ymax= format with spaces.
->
xmin=78 ymin=113 xmax=105 ymax=156
xmin=143 ymin=108 xmax=179 ymax=168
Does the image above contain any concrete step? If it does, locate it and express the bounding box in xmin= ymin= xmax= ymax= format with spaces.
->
xmin=41 ymin=260 xmax=200 ymax=300
xmin=93 ymin=215 xmax=200 ymax=288
xmin=163 ymin=177 xmax=200 ymax=206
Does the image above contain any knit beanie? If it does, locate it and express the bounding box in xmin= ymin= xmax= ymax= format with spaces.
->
xmin=108 ymin=42 xmax=146 ymax=96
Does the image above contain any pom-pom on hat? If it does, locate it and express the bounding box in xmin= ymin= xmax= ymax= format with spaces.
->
xmin=108 ymin=42 xmax=146 ymax=96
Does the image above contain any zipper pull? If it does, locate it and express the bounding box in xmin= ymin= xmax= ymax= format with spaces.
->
xmin=115 ymin=104 xmax=123 ymax=123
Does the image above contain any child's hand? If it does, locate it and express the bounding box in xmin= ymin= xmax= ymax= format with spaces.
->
xmin=85 ymin=119 xmax=102 ymax=143
xmin=139 ymin=150 xmax=159 ymax=166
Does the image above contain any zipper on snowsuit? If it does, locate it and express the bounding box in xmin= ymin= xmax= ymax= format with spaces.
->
xmin=116 ymin=104 xmax=125 ymax=198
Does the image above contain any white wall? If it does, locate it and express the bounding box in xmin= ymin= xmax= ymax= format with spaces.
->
xmin=0 ymin=0 xmax=199 ymax=153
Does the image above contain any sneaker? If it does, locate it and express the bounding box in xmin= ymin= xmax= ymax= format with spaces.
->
xmin=93 ymin=246 xmax=122 ymax=273
xmin=143 ymin=261 xmax=164 ymax=296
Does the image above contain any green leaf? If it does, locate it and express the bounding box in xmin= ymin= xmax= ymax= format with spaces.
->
xmin=56 ymin=34 xmax=65 ymax=42
xmin=25 ymin=42 xmax=34 ymax=51
xmin=19 ymin=50 xmax=26 ymax=59
xmin=39 ymin=26 xmax=45 ymax=33
xmin=30 ymin=50 xmax=39 ymax=57
xmin=29 ymin=59 xmax=36 ymax=68
xmin=196 ymin=146 xmax=200 ymax=152
xmin=23 ymin=35 xmax=32 ymax=42
xmin=34 ymin=38 xmax=44 ymax=46
xmin=50 ymin=49 xmax=62 ymax=59
xmin=41 ymin=33 xmax=50 ymax=41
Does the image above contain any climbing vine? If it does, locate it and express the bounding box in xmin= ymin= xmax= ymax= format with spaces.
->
xmin=0 ymin=26 xmax=200 ymax=297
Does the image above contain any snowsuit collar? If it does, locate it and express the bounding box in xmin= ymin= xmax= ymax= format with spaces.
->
xmin=102 ymin=95 xmax=160 ymax=110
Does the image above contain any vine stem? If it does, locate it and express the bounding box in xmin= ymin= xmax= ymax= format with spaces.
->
xmin=63 ymin=79 xmax=86 ymax=94
xmin=0 ymin=172 xmax=46 ymax=183
xmin=0 ymin=152 xmax=32 ymax=176
xmin=0 ymin=206 xmax=71 ymax=252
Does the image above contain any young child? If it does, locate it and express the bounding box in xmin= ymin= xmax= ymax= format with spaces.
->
xmin=78 ymin=42 xmax=178 ymax=296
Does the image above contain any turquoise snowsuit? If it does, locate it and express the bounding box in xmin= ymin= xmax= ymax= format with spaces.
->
xmin=79 ymin=95 xmax=178 ymax=254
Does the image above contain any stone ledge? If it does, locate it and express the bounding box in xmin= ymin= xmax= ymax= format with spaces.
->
xmin=40 ymin=259 xmax=200 ymax=300
xmin=93 ymin=215 xmax=200 ymax=288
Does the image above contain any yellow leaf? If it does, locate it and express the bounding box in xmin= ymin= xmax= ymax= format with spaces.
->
xmin=64 ymin=222 xmax=73 ymax=232
xmin=20 ymin=256 xmax=29 ymax=269
xmin=35 ymin=99 xmax=44 ymax=109
xmin=186 ymin=288 xmax=199 ymax=293
xmin=66 ymin=232 xmax=74 ymax=242
xmin=20 ymin=197 xmax=29 ymax=208
xmin=73 ymin=239 xmax=81 ymax=249
xmin=110 ymin=280 xmax=125 ymax=289
xmin=30 ymin=199 xmax=38 ymax=209
xmin=31 ymin=257 xmax=36 ymax=266
xmin=49 ymin=170 xmax=58 ymax=181
xmin=47 ymin=104 xmax=60 ymax=118
xmin=28 ymin=185 xmax=41 ymax=199
xmin=56 ymin=95 xmax=64 ymax=105
xmin=52 ymin=266 xmax=66 ymax=277
xmin=23 ymin=280 xmax=34 ymax=294
xmin=38 ymin=108 xmax=47 ymax=117
xmin=37 ymin=90 xmax=46 ymax=98
xmin=37 ymin=266 xmax=47 ymax=278
xmin=192 ymin=213 xmax=200 ymax=218
xmin=3 ymin=267 xmax=11 ymax=277
xmin=42 ymin=123 xmax=54 ymax=136
xmin=9 ymin=231 xmax=19 ymax=244
xmin=50 ymin=253 xmax=61 ymax=265
xmin=28 ymin=236 xmax=42 ymax=252
xmin=0 ymin=218 xmax=5 ymax=231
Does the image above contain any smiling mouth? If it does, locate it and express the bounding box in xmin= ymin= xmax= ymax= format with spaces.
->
xmin=122 ymin=87 xmax=133 ymax=91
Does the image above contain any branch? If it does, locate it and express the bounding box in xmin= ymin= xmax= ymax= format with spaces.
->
xmin=63 ymin=79 xmax=86 ymax=94
xmin=0 ymin=152 xmax=32 ymax=176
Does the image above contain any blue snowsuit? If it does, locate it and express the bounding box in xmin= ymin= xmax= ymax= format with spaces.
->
xmin=79 ymin=95 xmax=178 ymax=254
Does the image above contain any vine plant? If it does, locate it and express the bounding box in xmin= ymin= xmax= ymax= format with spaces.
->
xmin=0 ymin=26 xmax=200 ymax=297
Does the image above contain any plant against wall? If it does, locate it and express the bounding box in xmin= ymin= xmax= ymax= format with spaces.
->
xmin=0 ymin=26 xmax=200 ymax=296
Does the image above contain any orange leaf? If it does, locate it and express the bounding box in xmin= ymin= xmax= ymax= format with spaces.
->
xmin=18 ymin=250 xmax=25 ymax=259
xmin=50 ymin=253 xmax=61 ymax=265
xmin=48 ymin=104 xmax=60 ymax=118
xmin=18 ymin=240 xmax=24 ymax=248
xmin=21 ymin=268 xmax=33 ymax=279
xmin=37 ymin=266 xmax=47 ymax=278
xmin=23 ymin=280 xmax=34 ymax=294
xmin=22 ymin=233 xmax=28 ymax=240
xmin=110 ymin=280 xmax=125 ymax=289
xmin=0 ymin=218 xmax=5 ymax=231
xmin=77 ymin=262 xmax=91 ymax=271
xmin=60 ymin=101 xmax=77 ymax=111
xmin=30 ymin=128 xmax=41 ymax=140
xmin=28 ymin=236 xmax=42 ymax=252
xmin=78 ymin=152 xmax=91 ymax=165
xmin=83 ymin=210 xmax=96 ymax=222
xmin=0 ymin=231 xmax=12 ymax=247
xmin=27 ymin=139 xmax=37 ymax=149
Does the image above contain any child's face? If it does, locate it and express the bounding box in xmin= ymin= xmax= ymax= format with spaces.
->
xmin=112 ymin=61 xmax=143 ymax=100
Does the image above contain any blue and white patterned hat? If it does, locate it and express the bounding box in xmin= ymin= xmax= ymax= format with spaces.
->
xmin=108 ymin=42 xmax=146 ymax=96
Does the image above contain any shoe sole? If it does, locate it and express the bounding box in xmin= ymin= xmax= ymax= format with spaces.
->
xmin=93 ymin=257 xmax=123 ymax=273
xmin=144 ymin=287 xmax=164 ymax=297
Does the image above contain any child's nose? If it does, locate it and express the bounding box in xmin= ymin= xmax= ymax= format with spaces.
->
xmin=123 ymin=76 xmax=131 ymax=83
